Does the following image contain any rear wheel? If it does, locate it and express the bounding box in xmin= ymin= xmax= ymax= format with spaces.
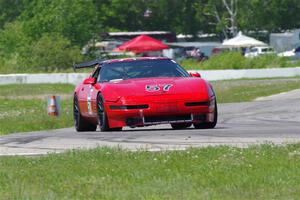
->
xmin=73 ymin=96 xmax=97 ymax=132
xmin=194 ymin=102 xmax=218 ymax=129
xmin=97 ymin=94 xmax=122 ymax=132
xmin=171 ymin=123 xmax=192 ymax=129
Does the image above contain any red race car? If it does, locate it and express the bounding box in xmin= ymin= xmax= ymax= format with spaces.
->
xmin=73 ymin=57 xmax=217 ymax=132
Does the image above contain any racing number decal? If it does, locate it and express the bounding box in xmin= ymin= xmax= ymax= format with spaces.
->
xmin=87 ymin=85 xmax=93 ymax=115
xmin=145 ymin=84 xmax=173 ymax=92
xmin=145 ymin=85 xmax=160 ymax=92
xmin=163 ymin=84 xmax=173 ymax=91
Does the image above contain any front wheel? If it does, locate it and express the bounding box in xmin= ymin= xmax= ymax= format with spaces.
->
xmin=97 ymin=94 xmax=122 ymax=132
xmin=73 ymin=96 xmax=97 ymax=132
xmin=194 ymin=101 xmax=218 ymax=129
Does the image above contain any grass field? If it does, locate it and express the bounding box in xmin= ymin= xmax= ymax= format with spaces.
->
xmin=212 ymin=77 xmax=300 ymax=103
xmin=0 ymin=84 xmax=74 ymax=135
xmin=1 ymin=79 xmax=300 ymax=199
xmin=0 ymin=84 xmax=75 ymax=97
xmin=0 ymin=77 xmax=299 ymax=135
xmin=0 ymin=144 xmax=300 ymax=199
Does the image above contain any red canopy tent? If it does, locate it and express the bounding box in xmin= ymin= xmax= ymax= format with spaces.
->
xmin=113 ymin=34 xmax=169 ymax=53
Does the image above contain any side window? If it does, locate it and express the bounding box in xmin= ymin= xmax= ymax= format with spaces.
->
xmin=91 ymin=65 xmax=100 ymax=79
xmin=97 ymin=67 xmax=103 ymax=82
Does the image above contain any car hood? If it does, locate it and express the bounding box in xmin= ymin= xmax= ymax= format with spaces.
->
xmin=102 ymin=77 xmax=209 ymax=101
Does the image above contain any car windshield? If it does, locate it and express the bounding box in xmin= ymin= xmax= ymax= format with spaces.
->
xmin=98 ymin=59 xmax=190 ymax=82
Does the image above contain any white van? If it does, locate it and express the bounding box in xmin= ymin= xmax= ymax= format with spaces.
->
xmin=245 ymin=46 xmax=275 ymax=57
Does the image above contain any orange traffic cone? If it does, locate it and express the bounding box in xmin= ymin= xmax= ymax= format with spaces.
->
xmin=48 ymin=95 xmax=58 ymax=116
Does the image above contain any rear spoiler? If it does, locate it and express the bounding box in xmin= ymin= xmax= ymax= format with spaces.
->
xmin=73 ymin=59 xmax=103 ymax=70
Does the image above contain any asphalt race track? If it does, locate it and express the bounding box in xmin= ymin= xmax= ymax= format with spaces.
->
xmin=0 ymin=90 xmax=300 ymax=156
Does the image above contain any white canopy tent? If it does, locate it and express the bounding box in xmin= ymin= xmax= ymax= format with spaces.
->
xmin=222 ymin=31 xmax=267 ymax=47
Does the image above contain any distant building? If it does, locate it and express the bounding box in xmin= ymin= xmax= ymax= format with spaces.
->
xmin=101 ymin=31 xmax=177 ymax=43
xmin=177 ymin=33 xmax=219 ymax=42
xmin=270 ymin=29 xmax=300 ymax=53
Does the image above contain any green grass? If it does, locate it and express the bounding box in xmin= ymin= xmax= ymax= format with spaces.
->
xmin=212 ymin=77 xmax=300 ymax=103
xmin=180 ymin=52 xmax=300 ymax=70
xmin=0 ymin=99 xmax=73 ymax=134
xmin=0 ymin=144 xmax=300 ymax=199
xmin=0 ymin=84 xmax=75 ymax=97
xmin=0 ymin=84 xmax=74 ymax=135
xmin=0 ymin=78 xmax=299 ymax=135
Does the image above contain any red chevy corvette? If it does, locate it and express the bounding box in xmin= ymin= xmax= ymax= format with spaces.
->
xmin=73 ymin=57 xmax=217 ymax=132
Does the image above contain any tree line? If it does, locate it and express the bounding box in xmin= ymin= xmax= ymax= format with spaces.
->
xmin=0 ymin=0 xmax=299 ymax=71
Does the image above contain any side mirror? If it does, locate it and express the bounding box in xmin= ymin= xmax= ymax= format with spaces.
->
xmin=83 ymin=77 xmax=96 ymax=85
xmin=189 ymin=72 xmax=201 ymax=78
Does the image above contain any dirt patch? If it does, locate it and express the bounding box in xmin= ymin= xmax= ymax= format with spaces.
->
xmin=0 ymin=94 xmax=72 ymax=100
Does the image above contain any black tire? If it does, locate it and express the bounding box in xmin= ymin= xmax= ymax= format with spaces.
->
xmin=171 ymin=123 xmax=192 ymax=129
xmin=194 ymin=101 xmax=218 ymax=129
xmin=73 ymin=96 xmax=97 ymax=132
xmin=97 ymin=94 xmax=122 ymax=132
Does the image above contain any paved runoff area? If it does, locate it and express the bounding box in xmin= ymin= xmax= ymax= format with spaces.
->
xmin=0 ymin=89 xmax=300 ymax=156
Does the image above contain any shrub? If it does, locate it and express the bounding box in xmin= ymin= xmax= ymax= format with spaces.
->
xmin=0 ymin=54 xmax=20 ymax=74
xmin=180 ymin=52 xmax=295 ymax=70
xmin=245 ymin=54 xmax=288 ymax=68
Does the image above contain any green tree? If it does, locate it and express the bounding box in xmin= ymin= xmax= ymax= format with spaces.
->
xmin=94 ymin=0 xmax=205 ymax=35
xmin=0 ymin=0 xmax=24 ymax=29
xmin=146 ymin=0 xmax=201 ymax=35
xmin=20 ymin=0 xmax=98 ymax=46
xmin=239 ymin=0 xmax=300 ymax=33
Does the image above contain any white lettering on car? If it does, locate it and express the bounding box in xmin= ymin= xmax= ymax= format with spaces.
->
xmin=163 ymin=84 xmax=173 ymax=91
xmin=87 ymin=85 xmax=93 ymax=115
xmin=145 ymin=85 xmax=160 ymax=92
xmin=145 ymin=84 xmax=173 ymax=92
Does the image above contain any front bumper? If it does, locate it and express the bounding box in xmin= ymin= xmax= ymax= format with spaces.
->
xmin=105 ymin=96 xmax=216 ymax=128
xmin=125 ymin=113 xmax=208 ymax=127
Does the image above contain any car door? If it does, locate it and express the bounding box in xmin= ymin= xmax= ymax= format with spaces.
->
xmin=78 ymin=81 xmax=93 ymax=117
xmin=78 ymin=67 xmax=100 ymax=117
xmin=87 ymin=67 xmax=101 ymax=118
